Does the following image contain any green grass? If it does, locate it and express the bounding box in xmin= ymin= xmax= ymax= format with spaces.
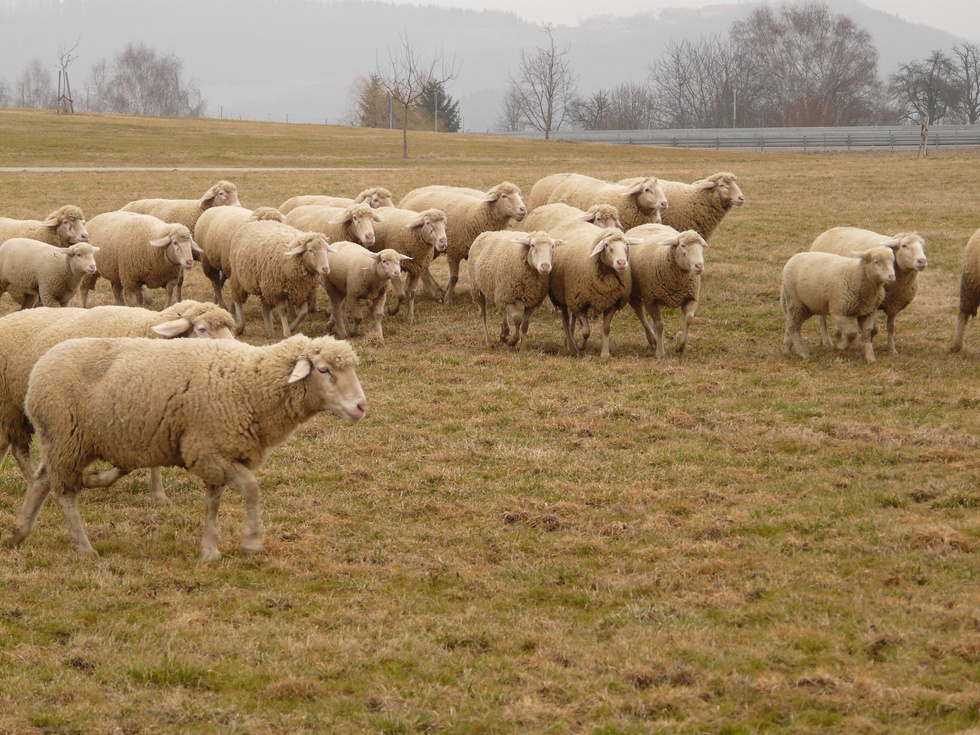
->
xmin=1 ymin=108 xmax=980 ymax=734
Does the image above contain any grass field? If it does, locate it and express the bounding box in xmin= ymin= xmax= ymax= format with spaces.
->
xmin=1 ymin=108 xmax=979 ymax=734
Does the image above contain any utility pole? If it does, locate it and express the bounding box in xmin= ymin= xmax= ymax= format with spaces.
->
xmin=433 ymin=86 xmax=438 ymax=132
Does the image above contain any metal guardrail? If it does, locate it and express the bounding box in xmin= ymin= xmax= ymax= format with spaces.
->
xmin=489 ymin=125 xmax=980 ymax=151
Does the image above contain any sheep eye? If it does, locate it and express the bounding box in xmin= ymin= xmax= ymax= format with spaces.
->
xmin=317 ymin=365 xmax=332 ymax=375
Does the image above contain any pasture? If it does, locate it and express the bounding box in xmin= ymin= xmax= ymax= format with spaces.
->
xmin=1 ymin=108 xmax=979 ymax=734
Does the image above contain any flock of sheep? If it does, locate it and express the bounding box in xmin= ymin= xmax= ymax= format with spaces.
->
xmin=1 ymin=168 xmax=979 ymax=560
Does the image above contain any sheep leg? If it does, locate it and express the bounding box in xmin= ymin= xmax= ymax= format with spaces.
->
xmin=348 ymin=301 xmax=365 ymax=338
xmin=18 ymin=292 xmax=34 ymax=310
xmin=386 ymin=275 xmax=405 ymax=316
xmin=164 ymin=277 xmax=178 ymax=308
xmin=858 ymin=313 xmax=877 ymax=363
xmin=884 ymin=314 xmax=898 ymax=355
xmin=577 ymin=314 xmax=591 ymax=352
xmin=226 ymin=463 xmax=263 ymax=555
xmin=140 ymin=285 xmax=153 ymax=306
xmin=9 ymin=442 xmax=35 ymax=482
xmin=421 ymin=265 xmax=446 ymax=301
xmin=784 ymin=312 xmax=809 ymax=359
xmin=599 ymin=309 xmax=616 ymax=358
xmin=832 ymin=316 xmax=860 ymax=352
xmin=952 ymin=311 xmax=971 ymax=352
xmin=232 ymin=301 xmax=247 ymax=336
xmin=3 ymin=463 xmax=51 ymax=548
xmin=558 ymin=305 xmax=578 ymax=356
xmin=287 ymin=302 xmax=310 ymax=335
xmin=117 ymin=284 xmax=134 ymax=306
xmin=370 ymin=294 xmax=386 ymax=344
xmin=405 ymin=273 xmax=421 ymax=325
xmin=259 ymin=303 xmax=277 ymax=337
xmin=648 ymin=303 xmax=666 ymax=359
xmin=504 ymin=304 xmax=524 ymax=347
xmin=818 ymin=315 xmax=834 ymax=348
xmin=630 ymin=300 xmax=657 ymax=349
xmin=211 ymin=274 xmax=228 ymax=311
xmin=83 ymin=467 xmax=130 ymax=488
xmin=327 ymin=294 xmax=348 ymax=339
xmin=474 ymin=288 xmax=492 ymax=347
xmin=200 ymin=483 xmax=226 ymax=563
xmin=442 ymin=257 xmax=461 ymax=305
xmin=519 ymin=306 xmax=534 ymax=351
xmin=52 ymin=480 xmax=98 ymax=557
xmin=78 ymin=273 xmax=97 ymax=308
xmin=675 ymin=300 xmax=697 ymax=354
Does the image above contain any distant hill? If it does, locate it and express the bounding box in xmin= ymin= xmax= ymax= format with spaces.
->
xmin=0 ymin=0 xmax=968 ymax=132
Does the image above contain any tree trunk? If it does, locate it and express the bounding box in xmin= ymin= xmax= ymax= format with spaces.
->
xmin=918 ymin=114 xmax=930 ymax=158
xmin=402 ymin=102 xmax=410 ymax=159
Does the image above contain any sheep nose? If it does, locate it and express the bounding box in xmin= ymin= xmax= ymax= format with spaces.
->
xmin=917 ymin=258 xmax=928 ymax=269
xmin=319 ymin=265 xmax=330 ymax=275
xmin=659 ymin=201 xmax=669 ymax=210
xmin=735 ymin=196 xmax=745 ymax=205
xmin=183 ymin=259 xmax=194 ymax=268
xmin=693 ymin=263 xmax=704 ymax=273
xmin=436 ymin=240 xmax=448 ymax=252
xmin=615 ymin=259 xmax=628 ymax=270
xmin=87 ymin=264 xmax=97 ymax=273
xmin=539 ymin=262 xmax=551 ymax=273
xmin=80 ymin=234 xmax=90 ymax=242
xmin=364 ymin=233 xmax=375 ymax=245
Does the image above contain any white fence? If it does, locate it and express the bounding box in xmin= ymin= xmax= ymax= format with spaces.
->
xmin=489 ymin=125 xmax=980 ymax=152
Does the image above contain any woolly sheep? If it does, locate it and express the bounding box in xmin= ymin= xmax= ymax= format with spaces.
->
xmin=519 ymin=203 xmax=624 ymax=233
xmin=283 ymin=203 xmax=380 ymax=248
xmin=0 ymin=239 xmax=99 ymax=308
xmin=811 ymin=227 xmax=927 ymax=356
xmin=952 ymin=227 xmax=980 ymax=353
xmin=397 ymin=182 xmax=528 ymax=304
xmin=370 ymin=207 xmax=448 ymax=324
xmin=526 ymin=173 xmax=577 ymax=211
xmin=227 ymin=219 xmax=334 ymax=337
xmin=78 ymin=211 xmax=200 ymax=309
xmin=625 ymin=224 xmax=706 ymax=358
xmin=321 ymin=242 xmax=410 ymax=344
xmin=280 ymin=187 xmax=395 ymax=214
xmin=195 ymin=206 xmax=284 ymax=311
xmin=621 ymin=172 xmax=744 ymax=240
xmin=5 ymin=333 xmax=366 ymax=560
xmin=547 ymin=175 xmax=668 ymax=231
xmin=120 ymin=181 xmax=241 ymax=232
xmin=780 ymin=248 xmax=896 ymax=363
xmin=0 ymin=205 xmax=89 ymax=248
xmin=548 ymin=224 xmax=634 ymax=358
xmin=0 ymin=300 xmax=236 ymax=502
xmin=469 ymin=230 xmax=559 ymax=350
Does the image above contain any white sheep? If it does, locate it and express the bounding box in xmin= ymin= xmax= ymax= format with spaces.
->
xmin=469 ymin=230 xmax=559 ymax=350
xmin=810 ymin=227 xmax=927 ymax=356
xmin=621 ymin=172 xmax=744 ymax=240
xmin=526 ymin=173 xmax=577 ymax=211
xmin=0 ymin=300 xmax=237 ymax=502
xmin=952 ymin=227 xmax=980 ymax=353
xmin=280 ymin=187 xmax=395 ymax=214
xmin=370 ymin=207 xmax=448 ymax=325
xmin=227 ymin=219 xmax=334 ymax=337
xmin=781 ymin=248 xmax=896 ymax=363
xmin=0 ymin=205 xmax=90 ymax=248
xmin=195 ymin=206 xmax=284 ymax=311
xmin=321 ymin=242 xmax=410 ymax=344
xmin=397 ymin=182 xmax=528 ymax=304
xmin=548 ymin=225 xmax=633 ymax=358
xmin=0 ymin=239 xmax=99 ymax=308
xmin=624 ymin=224 xmax=706 ymax=358
xmin=283 ymin=202 xmax=380 ymax=248
xmin=5 ymin=333 xmax=366 ymax=560
xmin=548 ymin=175 xmax=668 ymax=231
xmin=78 ymin=211 xmax=199 ymax=309
xmin=119 ymin=181 xmax=241 ymax=232
xmin=519 ymin=203 xmax=624 ymax=233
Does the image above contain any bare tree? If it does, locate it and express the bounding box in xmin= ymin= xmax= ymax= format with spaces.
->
xmin=504 ymin=24 xmax=577 ymax=139
xmin=495 ymin=85 xmax=526 ymax=132
xmin=0 ymin=78 xmax=10 ymax=107
xmin=952 ymin=43 xmax=980 ymax=124
xmin=374 ymin=35 xmax=459 ymax=158
xmin=57 ymin=38 xmax=80 ymax=113
xmin=83 ymin=59 xmax=110 ymax=112
xmin=17 ymin=59 xmax=55 ymax=109
xmin=889 ymin=50 xmax=960 ymax=126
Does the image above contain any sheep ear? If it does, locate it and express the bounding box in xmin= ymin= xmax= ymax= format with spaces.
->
xmin=511 ymin=236 xmax=533 ymax=247
xmin=191 ymin=239 xmax=204 ymax=254
xmin=371 ymin=211 xmax=384 ymax=223
xmin=398 ymin=254 xmax=413 ymax=261
xmin=199 ymin=185 xmax=221 ymax=207
xmin=659 ymin=236 xmax=680 ymax=247
xmin=40 ymin=216 xmax=60 ymax=227
xmin=577 ymin=212 xmax=596 ymax=222
xmin=328 ymin=212 xmax=351 ymax=225
xmin=553 ymin=239 xmax=564 ymax=247
xmin=622 ymin=183 xmax=644 ymax=197
xmin=285 ymin=244 xmax=307 ymax=256
xmin=365 ymin=251 xmax=381 ymax=261
xmin=91 ymin=246 xmax=100 ymax=253
xmin=151 ymin=318 xmax=192 ymax=337
xmin=149 ymin=237 xmax=171 ymax=248
xmin=406 ymin=215 xmax=425 ymax=228
xmin=853 ymin=250 xmax=872 ymax=262
xmin=589 ymin=240 xmax=606 ymax=257
xmin=882 ymin=239 xmax=901 ymax=250
xmin=481 ymin=191 xmax=500 ymax=202
xmin=326 ymin=241 xmax=340 ymax=252
xmin=288 ymin=358 xmax=312 ymax=383
xmin=696 ymin=179 xmax=717 ymax=190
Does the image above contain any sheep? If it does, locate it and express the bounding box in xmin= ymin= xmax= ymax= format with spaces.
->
xmin=0 ymin=205 xmax=89 ymax=248
xmin=620 ymin=172 xmax=744 ymax=240
xmin=547 ymin=175 xmax=668 ymax=231
xmin=548 ymin=225 xmax=633 ymax=358
xmin=280 ymin=187 xmax=395 ymax=214
xmin=780 ymin=248 xmax=896 ymax=363
xmin=624 ymin=224 xmax=707 ymax=358
xmin=4 ymin=333 xmax=366 ymax=561
xmin=397 ymin=182 xmax=528 ymax=304
xmin=469 ymin=230 xmax=559 ymax=350
xmin=526 ymin=173 xmax=577 ymax=211
xmin=370 ymin=207 xmax=448 ymax=324
xmin=0 ymin=300 xmax=236 ymax=503
xmin=952 ymin=227 xmax=980 ymax=353
xmin=77 ymin=211 xmax=200 ymax=309
xmin=0 ymin=239 xmax=99 ymax=309
xmin=321 ymin=242 xmax=410 ymax=344
xmin=810 ymin=227 xmax=927 ymax=356
xmin=195 ymin=206 xmax=284 ymax=311
xmin=283 ymin=203 xmax=380 ymax=248
xmin=518 ymin=203 xmax=624 ymax=233
xmin=227 ymin=219 xmax=334 ymax=337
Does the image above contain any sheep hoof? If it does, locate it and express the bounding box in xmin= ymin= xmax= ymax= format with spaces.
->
xmin=242 ymin=537 xmax=264 ymax=555
xmin=200 ymin=547 xmax=222 ymax=563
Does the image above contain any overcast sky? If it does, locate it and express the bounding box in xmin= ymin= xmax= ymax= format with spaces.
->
xmin=382 ymin=0 xmax=979 ymax=40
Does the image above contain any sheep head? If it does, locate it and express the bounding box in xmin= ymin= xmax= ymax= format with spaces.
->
xmin=41 ymin=205 xmax=89 ymax=244
xmin=285 ymin=335 xmax=366 ymax=424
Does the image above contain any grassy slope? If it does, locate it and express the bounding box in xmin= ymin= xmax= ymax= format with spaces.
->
xmin=1 ymin=109 xmax=979 ymax=735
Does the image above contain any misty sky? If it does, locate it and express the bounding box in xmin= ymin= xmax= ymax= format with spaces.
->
xmin=381 ymin=0 xmax=980 ymax=40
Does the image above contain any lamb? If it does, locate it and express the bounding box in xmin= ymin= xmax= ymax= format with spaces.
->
xmin=397 ymin=182 xmax=528 ymax=304
xmin=370 ymin=207 xmax=448 ymax=324
xmin=4 ymin=333 xmax=366 ymax=560
xmin=780 ymin=248 xmax=896 ymax=363
xmin=280 ymin=187 xmax=395 ymax=215
xmin=227 ymin=219 xmax=334 ymax=337
xmin=624 ymin=224 xmax=707 ymax=358
xmin=547 ymin=175 xmax=668 ymax=231
xmin=548 ymin=225 xmax=633 ymax=358
xmin=0 ymin=300 xmax=236 ymax=502
xmin=952 ymin=227 xmax=980 ymax=353
xmin=469 ymin=230 xmax=559 ymax=350
xmin=195 ymin=206 xmax=284 ymax=311
xmin=518 ymin=203 xmax=624 ymax=233
xmin=0 ymin=205 xmax=89 ymax=248
xmin=120 ymin=181 xmax=241 ymax=232
xmin=321 ymin=242 xmax=410 ymax=344
xmin=0 ymin=239 xmax=99 ymax=308
xmin=620 ymin=172 xmax=744 ymax=240
xmin=77 ymin=211 xmax=199 ymax=309
xmin=283 ymin=203 xmax=380 ymax=248
xmin=810 ymin=227 xmax=927 ymax=355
